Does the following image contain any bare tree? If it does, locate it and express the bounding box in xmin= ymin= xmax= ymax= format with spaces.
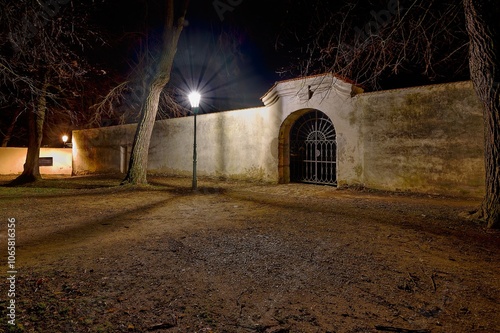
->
xmin=276 ymin=0 xmax=469 ymax=90
xmin=121 ymin=0 xmax=190 ymax=185
xmin=92 ymin=3 xmax=257 ymax=128
xmin=0 ymin=0 xmax=102 ymax=185
xmin=90 ymin=37 xmax=188 ymax=128
xmin=463 ymin=0 xmax=500 ymax=229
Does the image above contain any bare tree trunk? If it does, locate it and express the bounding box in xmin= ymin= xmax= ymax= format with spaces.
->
xmin=464 ymin=0 xmax=500 ymax=228
xmin=122 ymin=0 xmax=189 ymax=185
xmin=1 ymin=108 xmax=21 ymax=147
xmin=123 ymin=82 xmax=164 ymax=185
xmin=9 ymin=80 xmax=48 ymax=185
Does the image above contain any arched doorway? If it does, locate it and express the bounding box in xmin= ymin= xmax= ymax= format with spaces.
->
xmin=289 ymin=110 xmax=337 ymax=185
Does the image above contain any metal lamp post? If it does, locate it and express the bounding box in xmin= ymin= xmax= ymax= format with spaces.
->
xmin=188 ymin=92 xmax=201 ymax=191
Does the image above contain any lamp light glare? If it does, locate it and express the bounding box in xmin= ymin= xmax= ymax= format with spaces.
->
xmin=62 ymin=135 xmax=68 ymax=143
xmin=188 ymin=91 xmax=201 ymax=108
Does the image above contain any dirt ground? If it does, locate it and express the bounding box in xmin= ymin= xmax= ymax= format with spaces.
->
xmin=0 ymin=175 xmax=499 ymax=333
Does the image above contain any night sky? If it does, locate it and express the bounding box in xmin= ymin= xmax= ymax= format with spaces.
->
xmin=90 ymin=0 xmax=471 ymax=110
xmin=94 ymin=0 xmax=286 ymax=111
xmin=1 ymin=0 xmax=471 ymax=146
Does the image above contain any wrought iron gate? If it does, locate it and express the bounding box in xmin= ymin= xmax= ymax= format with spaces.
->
xmin=290 ymin=110 xmax=337 ymax=185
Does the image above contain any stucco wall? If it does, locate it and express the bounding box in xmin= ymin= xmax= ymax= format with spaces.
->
xmin=72 ymin=77 xmax=485 ymax=197
xmin=73 ymin=106 xmax=280 ymax=182
xmin=72 ymin=124 xmax=135 ymax=174
xmin=0 ymin=148 xmax=72 ymax=175
xmin=356 ymin=81 xmax=485 ymax=197
xmin=149 ymin=107 xmax=279 ymax=181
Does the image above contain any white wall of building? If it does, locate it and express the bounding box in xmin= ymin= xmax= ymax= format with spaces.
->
xmin=0 ymin=148 xmax=72 ymax=175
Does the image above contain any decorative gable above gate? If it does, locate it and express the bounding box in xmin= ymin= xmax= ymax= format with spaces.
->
xmin=261 ymin=73 xmax=363 ymax=106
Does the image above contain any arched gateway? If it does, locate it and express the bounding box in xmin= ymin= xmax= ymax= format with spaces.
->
xmin=279 ymin=109 xmax=337 ymax=186
xmin=290 ymin=110 xmax=337 ymax=185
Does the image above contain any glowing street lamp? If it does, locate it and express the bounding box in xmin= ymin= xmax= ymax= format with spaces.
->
xmin=62 ymin=135 xmax=69 ymax=148
xmin=188 ymin=92 xmax=201 ymax=191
